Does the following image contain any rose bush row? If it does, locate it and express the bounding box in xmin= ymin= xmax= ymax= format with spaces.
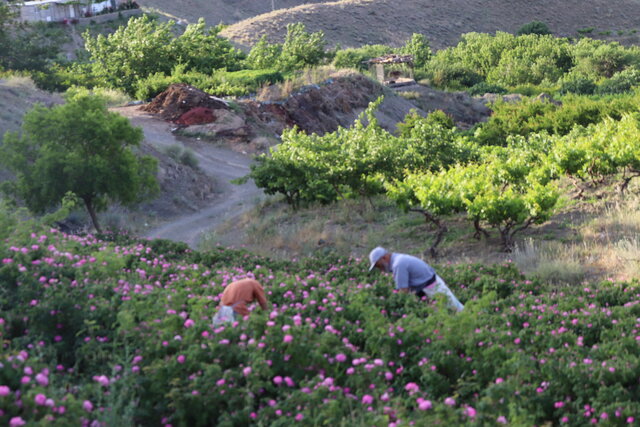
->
xmin=1 ymin=227 xmax=639 ymax=426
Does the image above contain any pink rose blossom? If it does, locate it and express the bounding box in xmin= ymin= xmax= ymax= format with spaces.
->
xmin=417 ymin=399 xmax=432 ymax=411
xmin=34 ymin=393 xmax=47 ymax=406
xmin=9 ymin=417 xmax=26 ymax=427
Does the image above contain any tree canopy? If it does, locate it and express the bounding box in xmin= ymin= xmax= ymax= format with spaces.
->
xmin=0 ymin=89 xmax=159 ymax=232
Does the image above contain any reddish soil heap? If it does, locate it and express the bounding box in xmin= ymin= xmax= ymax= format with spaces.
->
xmin=141 ymin=83 xmax=227 ymax=121
xmin=175 ymin=107 xmax=217 ymax=125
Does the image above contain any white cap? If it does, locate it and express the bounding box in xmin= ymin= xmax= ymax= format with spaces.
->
xmin=368 ymin=246 xmax=387 ymax=271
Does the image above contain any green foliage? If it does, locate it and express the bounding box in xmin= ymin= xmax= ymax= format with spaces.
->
xmin=2 ymin=218 xmax=640 ymax=426
xmin=427 ymin=61 xmax=483 ymax=90
xmin=386 ymin=134 xmax=558 ymax=251
xmin=571 ymin=38 xmax=640 ymax=78
xmin=277 ymin=23 xmax=327 ymax=72
xmin=244 ymin=99 xmax=475 ymax=208
xmin=423 ymin=32 xmax=640 ymax=90
xmin=473 ymin=93 xmax=640 ymax=145
xmin=550 ymin=114 xmax=640 ymax=192
xmin=163 ymin=145 xmax=199 ymax=169
xmin=246 ymin=35 xmax=283 ymax=70
xmin=0 ymin=89 xmax=159 ymax=232
xmin=426 ymin=32 xmax=572 ymax=88
xmin=467 ymin=81 xmax=508 ymax=96
xmin=134 ymin=65 xmax=283 ymax=99
xmin=396 ymin=110 xmax=477 ymax=170
xmin=596 ymin=67 xmax=640 ymax=95
xmin=171 ymin=18 xmax=245 ymax=73
xmin=31 ymin=62 xmax=102 ymax=93
xmin=558 ymin=73 xmax=597 ymax=95
xmin=84 ymin=15 xmax=244 ymax=96
xmin=332 ymin=44 xmax=395 ymax=71
xmin=0 ymin=17 xmax=64 ymax=73
xmin=399 ymin=33 xmax=432 ymax=68
xmin=516 ymin=21 xmax=552 ymax=36
xmin=84 ymin=15 xmax=175 ymax=94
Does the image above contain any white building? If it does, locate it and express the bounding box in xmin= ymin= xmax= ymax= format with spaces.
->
xmin=17 ymin=0 xmax=124 ymax=23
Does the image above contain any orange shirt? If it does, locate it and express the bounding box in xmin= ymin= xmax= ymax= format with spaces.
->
xmin=220 ymin=278 xmax=268 ymax=316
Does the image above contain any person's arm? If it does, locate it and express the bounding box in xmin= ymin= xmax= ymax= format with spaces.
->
xmin=393 ymin=263 xmax=409 ymax=291
xmin=254 ymin=283 xmax=268 ymax=310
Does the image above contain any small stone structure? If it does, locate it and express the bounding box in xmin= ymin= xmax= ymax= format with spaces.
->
xmin=367 ymin=54 xmax=416 ymax=87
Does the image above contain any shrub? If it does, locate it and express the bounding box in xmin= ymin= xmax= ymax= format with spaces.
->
xmin=558 ymin=75 xmax=597 ymax=95
xmin=134 ymin=66 xmax=250 ymax=100
xmin=467 ymin=81 xmax=507 ymax=96
xmin=399 ymin=33 xmax=432 ymax=68
xmin=332 ymin=44 xmax=395 ymax=71
xmin=429 ymin=63 xmax=483 ymax=89
xmin=163 ymin=145 xmax=199 ymax=169
xmin=179 ymin=148 xmax=199 ymax=169
xmin=596 ymin=67 xmax=640 ymax=94
xmin=277 ymin=23 xmax=327 ymax=72
xmin=246 ymin=35 xmax=282 ymax=70
xmin=516 ymin=21 xmax=552 ymax=36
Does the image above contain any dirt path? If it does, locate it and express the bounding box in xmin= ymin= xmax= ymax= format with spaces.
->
xmin=113 ymin=106 xmax=264 ymax=248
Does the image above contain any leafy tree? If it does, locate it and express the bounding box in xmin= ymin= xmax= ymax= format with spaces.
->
xmin=596 ymin=67 xmax=640 ymax=95
xmin=171 ymin=18 xmax=244 ymax=73
xmin=0 ymin=6 xmax=63 ymax=73
xmin=0 ymin=90 xmax=159 ymax=232
xmin=399 ymin=33 xmax=432 ymax=68
xmin=571 ymin=38 xmax=640 ymax=78
xmin=84 ymin=15 xmax=176 ymax=94
xmin=551 ymin=114 xmax=640 ymax=194
xmin=558 ymin=73 xmax=597 ymax=95
xmin=516 ymin=21 xmax=552 ymax=36
xmin=277 ymin=23 xmax=326 ymax=71
xmin=246 ymin=35 xmax=283 ymax=70
xmin=385 ymin=167 xmax=467 ymax=256
xmin=84 ymin=16 xmax=243 ymax=95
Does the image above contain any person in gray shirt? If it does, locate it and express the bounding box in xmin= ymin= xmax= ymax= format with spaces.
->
xmin=368 ymin=246 xmax=464 ymax=312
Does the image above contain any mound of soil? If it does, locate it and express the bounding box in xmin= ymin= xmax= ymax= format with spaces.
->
xmin=175 ymin=107 xmax=217 ymax=125
xmin=241 ymin=72 xmax=489 ymax=136
xmin=141 ymin=84 xmax=228 ymax=122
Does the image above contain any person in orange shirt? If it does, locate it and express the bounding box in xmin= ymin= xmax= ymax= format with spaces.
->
xmin=213 ymin=278 xmax=268 ymax=324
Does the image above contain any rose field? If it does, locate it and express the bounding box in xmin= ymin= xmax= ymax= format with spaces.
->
xmin=1 ymin=228 xmax=640 ymax=426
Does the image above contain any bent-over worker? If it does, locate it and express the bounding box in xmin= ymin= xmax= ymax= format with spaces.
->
xmin=368 ymin=246 xmax=464 ymax=312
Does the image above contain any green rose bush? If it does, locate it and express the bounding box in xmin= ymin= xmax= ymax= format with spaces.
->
xmin=1 ymin=225 xmax=639 ymax=426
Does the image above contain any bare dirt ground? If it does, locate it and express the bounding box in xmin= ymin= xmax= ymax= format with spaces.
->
xmin=136 ymin=0 xmax=640 ymax=51
xmin=213 ymin=0 xmax=640 ymax=50
xmin=112 ymin=105 xmax=264 ymax=248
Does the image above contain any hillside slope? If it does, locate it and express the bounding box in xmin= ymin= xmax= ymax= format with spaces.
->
xmin=218 ymin=0 xmax=640 ymax=50
xmin=136 ymin=0 xmax=333 ymax=25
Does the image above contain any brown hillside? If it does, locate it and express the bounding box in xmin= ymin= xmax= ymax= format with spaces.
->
xmin=135 ymin=0 xmax=333 ymax=26
xmin=218 ymin=0 xmax=640 ymax=50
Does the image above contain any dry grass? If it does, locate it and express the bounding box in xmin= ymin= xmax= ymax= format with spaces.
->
xmin=218 ymin=0 xmax=640 ymax=51
xmin=2 ymin=76 xmax=37 ymax=91
xmin=512 ymin=194 xmax=640 ymax=283
xmin=92 ymin=87 xmax=132 ymax=107
xmin=203 ymin=186 xmax=640 ymax=284
xmin=256 ymin=66 xmax=343 ymax=102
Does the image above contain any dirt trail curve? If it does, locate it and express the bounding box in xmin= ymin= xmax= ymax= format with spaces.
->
xmin=112 ymin=106 xmax=264 ymax=248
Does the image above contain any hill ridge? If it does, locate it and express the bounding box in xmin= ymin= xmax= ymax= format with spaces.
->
xmin=218 ymin=0 xmax=640 ymax=50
